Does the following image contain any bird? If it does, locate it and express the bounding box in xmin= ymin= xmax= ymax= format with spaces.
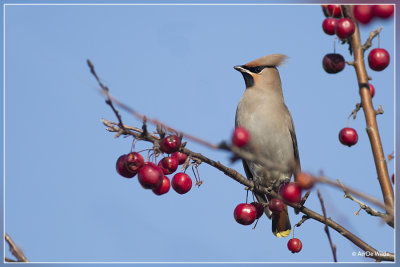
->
xmin=234 ymin=54 xmax=301 ymax=238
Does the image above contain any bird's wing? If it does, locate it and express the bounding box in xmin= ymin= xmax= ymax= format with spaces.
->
xmin=288 ymin=116 xmax=301 ymax=175
xmin=242 ymin=159 xmax=272 ymax=219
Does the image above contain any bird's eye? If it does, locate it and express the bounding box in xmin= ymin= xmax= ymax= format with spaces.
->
xmin=254 ymin=66 xmax=263 ymax=73
xmin=246 ymin=66 xmax=265 ymax=74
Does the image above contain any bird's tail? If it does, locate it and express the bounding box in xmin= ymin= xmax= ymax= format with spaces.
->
xmin=272 ymin=204 xmax=291 ymax=238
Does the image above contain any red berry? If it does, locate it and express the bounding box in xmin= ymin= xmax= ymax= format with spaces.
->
xmin=125 ymin=152 xmax=144 ymax=173
xmin=232 ymin=127 xmax=249 ymax=147
xmin=353 ymin=5 xmax=374 ymax=24
xmin=137 ymin=162 xmax=164 ymax=189
xmin=327 ymin=5 xmax=341 ymax=18
xmin=152 ymin=176 xmax=171 ymax=195
xmin=322 ymin=53 xmax=345 ymax=74
xmin=268 ymin=198 xmax=284 ymax=214
xmin=158 ymin=160 xmax=172 ymax=175
xmin=160 ymin=135 xmax=181 ymax=154
xmin=172 ymin=151 xmax=187 ymax=165
xmin=234 ymin=203 xmax=257 ymax=225
xmin=287 ymin=238 xmax=302 ymax=253
xmin=171 ymin=172 xmax=192 ymax=194
xmin=160 ymin=156 xmax=178 ymax=174
xmin=392 ymin=174 xmax=395 ymax=184
xmin=339 ymin=127 xmax=358 ymax=147
xmin=280 ymin=183 xmax=302 ymax=203
xmin=368 ymin=48 xmax=390 ymax=71
xmin=373 ymin=5 xmax=394 ymax=19
xmin=368 ymin=83 xmax=375 ymax=98
xmin=116 ymin=155 xmax=136 ymax=178
xmin=250 ymin=202 xmax=264 ymax=219
xmin=295 ymin=172 xmax=315 ymax=190
xmin=335 ymin=18 xmax=355 ymax=39
xmin=322 ymin=18 xmax=337 ymax=35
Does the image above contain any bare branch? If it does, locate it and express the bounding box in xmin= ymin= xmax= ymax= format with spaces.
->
xmin=93 ymin=61 xmax=394 ymax=262
xmin=317 ymin=190 xmax=338 ymax=262
xmin=313 ymin=176 xmax=388 ymax=212
xmin=101 ymin=119 xmax=394 ymax=261
xmin=362 ymin=26 xmax=383 ymax=51
xmin=5 ymin=233 xmax=28 ymax=262
xmin=337 ymin=179 xmax=393 ymax=225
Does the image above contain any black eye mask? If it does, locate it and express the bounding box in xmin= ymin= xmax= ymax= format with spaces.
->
xmin=242 ymin=65 xmax=274 ymax=74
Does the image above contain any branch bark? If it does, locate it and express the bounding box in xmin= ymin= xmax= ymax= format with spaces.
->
xmin=343 ymin=5 xmax=394 ymax=215
xmin=92 ymin=60 xmax=394 ymax=262
xmin=5 ymin=233 xmax=29 ymax=262
xmin=102 ymin=119 xmax=394 ymax=262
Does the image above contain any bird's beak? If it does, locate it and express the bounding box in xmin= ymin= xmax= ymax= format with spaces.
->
xmin=234 ymin=65 xmax=245 ymax=72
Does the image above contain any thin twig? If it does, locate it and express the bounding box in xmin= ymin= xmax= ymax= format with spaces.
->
xmin=294 ymin=215 xmax=310 ymax=228
xmin=5 ymin=233 xmax=28 ymax=262
xmin=337 ymin=179 xmax=392 ymax=225
xmin=313 ymin=176 xmax=387 ymax=212
xmin=317 ymin=190 xmax=338 ymax=262
xmin=362 ymin=26 xmax=383 ymax=51
xmin=5 ymin=257 xmax=16 ymax=262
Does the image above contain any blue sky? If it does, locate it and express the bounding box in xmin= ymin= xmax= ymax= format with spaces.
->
xmin=2 ymin=1 xmax=398 ymax=264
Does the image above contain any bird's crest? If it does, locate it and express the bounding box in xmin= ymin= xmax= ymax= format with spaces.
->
xmin=245 ymin=54 xmax=287 ymax=68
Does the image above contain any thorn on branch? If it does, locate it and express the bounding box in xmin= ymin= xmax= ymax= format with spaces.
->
xmin=349 ymin=103 xmax=362 ymax=120
xmin=346 ymin=61 xmax=355 ymax=66
xmin=300 ymin=190 xmax=311 ymax=206
xmin=375 ymin=105 xmax=384 ymax=115
xmin=362 ymin=26 xmax=383 ymax=51
xmin=181 ymin=154 xmax=192 ymax=172
xmin=294 ymin=215 xmax=310 ymax=228
xmin=387 ymin=152 xmax=394 ymax=162
xmin=156 ymin=124 xmax=166 ymax=139
xmin=142 ymin=117 xmax=148 ymax=136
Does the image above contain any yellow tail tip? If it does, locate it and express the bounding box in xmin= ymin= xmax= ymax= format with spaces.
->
xmin=274 ymin=229 xmax=291 ymax=238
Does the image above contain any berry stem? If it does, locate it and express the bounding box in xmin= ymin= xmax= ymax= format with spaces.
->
xmin=378 ymin=32 xmax=380 ymax=48
xmin=333 ymin=37 xmax=337 ymax=54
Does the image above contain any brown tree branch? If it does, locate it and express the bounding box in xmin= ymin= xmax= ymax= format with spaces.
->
xmin=5 ymin=233 xmax=28 ymax=262
xmin=5 ymin=257 xmax=17 ymax=262
xmin=344 ymin=5 xmax=394 ymax=215
xmin=92 ymin=62 xmax=394 ymax=262
xmin=101 ymin=119 xmax=394 ymax=262
xmin=337 ymin=180 xmax=392 ymax=223
xmin=362 ymin=26 xmax=383 ymax=51
xmin=317 ymin=190 xmax=338 ymax=262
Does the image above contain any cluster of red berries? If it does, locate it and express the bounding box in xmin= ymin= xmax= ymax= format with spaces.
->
xmin=233 ymin=181 xmax=309 ymax=253
xmin=353 ymin=5 xmax=394 ymax=24
xmin=322 ymin=5 xmax=391 ymax=74
xmin=321 ymin=5 xmax=392 ymax=148
xmin=116 ymin=135 xmax=192 ymax=195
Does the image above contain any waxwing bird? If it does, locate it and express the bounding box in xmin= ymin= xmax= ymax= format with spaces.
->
xmin=234 ymin=54 xmax=301 ymax=238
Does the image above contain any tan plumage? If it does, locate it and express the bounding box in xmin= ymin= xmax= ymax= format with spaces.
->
xmin=234 ymin=54 xmax=300 ymax=238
